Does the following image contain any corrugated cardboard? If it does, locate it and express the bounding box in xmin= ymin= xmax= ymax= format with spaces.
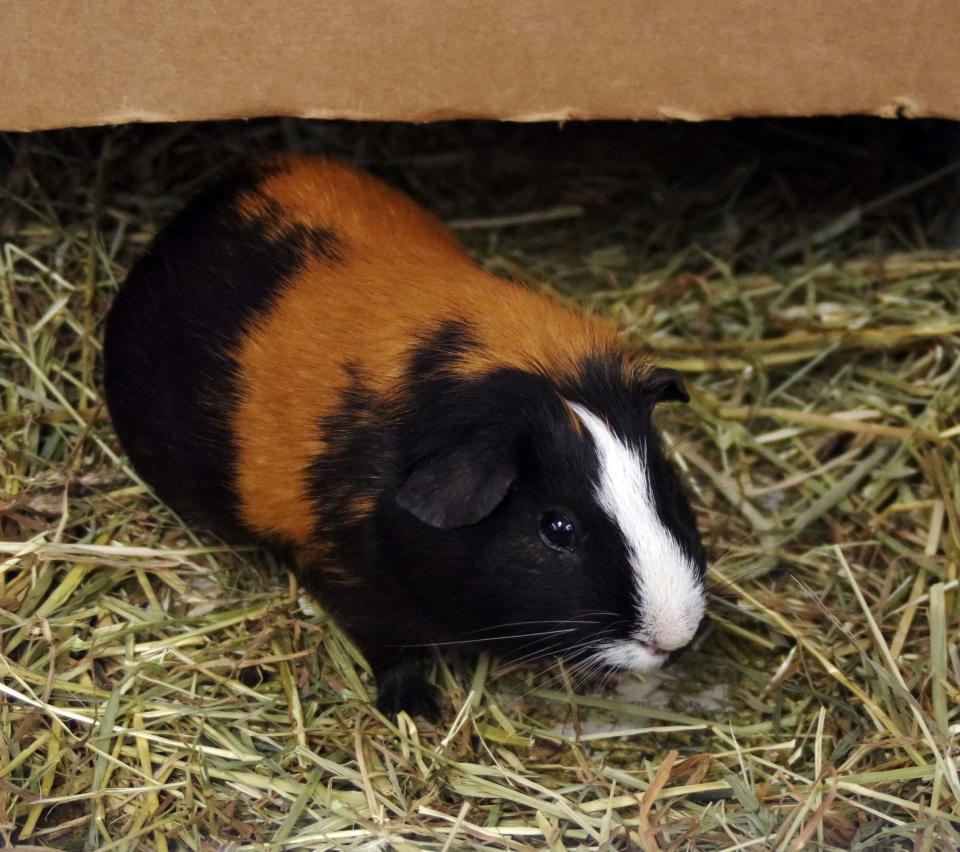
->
xmin=4 ymin=0 xmax=959 ymax=131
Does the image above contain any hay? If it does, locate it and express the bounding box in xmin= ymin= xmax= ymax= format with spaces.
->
xmin=1 ymin=118 xmax=958 ymax=849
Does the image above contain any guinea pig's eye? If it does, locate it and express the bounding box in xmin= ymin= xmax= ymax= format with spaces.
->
xmin=539 ymin=511 xmax=576 ymax=551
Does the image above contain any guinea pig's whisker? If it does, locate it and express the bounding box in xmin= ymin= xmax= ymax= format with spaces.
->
xmin=453 ymin=617 xmax=616 ymax=664
xmin=503 ymin=631 xmax=590 ymax=666
xmin=662 ymin=427 xmax=699 ymax=457
xmin=566 ymin=654 xmax=612 ymax=694
xmin=705 ymin=559 xmax=759 ymax=600
xmin=705 ymin=530 xmax=757 ymax=575
xmin=465 ymin=618 xmax=601 ymax=636
xmin=538 ymin=651 xmax=600 ymax=694
xmin=502 ymin=637 xmax=562 ymax=662
xmin=394 ymin=626 xmax=578 ymax=650
xmin=547 ymin=627 xmax=626 ymax=687
xmin=498 ymin=614 xmax=624 ymax=668
xmin=504 ymin=631 xmax=605 ymax=669
xmin=573 ymin=609 xmax=623 ymax=620
xmin=507 ymin=636 xmax=620 ymax=704
xmin=533 ymin=636 xmax=615 ymax=689
xmin=536 ymin=626 xmax=617 ymax=660
xmin=505 ymin=641 xmax=574 ymax=669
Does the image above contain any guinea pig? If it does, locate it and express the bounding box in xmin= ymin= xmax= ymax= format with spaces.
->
xmin=103 ymin=155 xmax=707 ymax=719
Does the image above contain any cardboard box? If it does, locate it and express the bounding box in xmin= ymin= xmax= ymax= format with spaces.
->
xmin=4 ymin=0 xmax=959 ymax=131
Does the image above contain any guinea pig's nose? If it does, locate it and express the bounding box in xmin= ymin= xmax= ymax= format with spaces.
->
xmin=643 ymin=605 xmax=704 ymax=652
xmin=636 ymin=639 xmax=669 ymax=658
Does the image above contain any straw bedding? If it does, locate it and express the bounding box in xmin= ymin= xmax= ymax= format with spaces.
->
xmin=1 ymin=118 xmax=958 ymax=849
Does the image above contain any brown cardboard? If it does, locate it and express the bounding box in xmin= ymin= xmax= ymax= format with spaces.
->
xmin=3 ymin=0 xmax=959 ymax=131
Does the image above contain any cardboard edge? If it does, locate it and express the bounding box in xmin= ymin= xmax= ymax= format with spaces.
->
xmin=4 ymin=97 xmax=950 ymax=133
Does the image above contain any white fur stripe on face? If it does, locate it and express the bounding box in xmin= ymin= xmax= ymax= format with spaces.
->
xmin=569 ymin=402 xmax=705 ymax=654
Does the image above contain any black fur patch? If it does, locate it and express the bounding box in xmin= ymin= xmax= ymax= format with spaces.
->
xmin=301 ymin=323 xmax=493 ymax=654
xmin=103 ymin=162 xmax=342 ymax=535
xmin=301 ymin=324 xmax=645 ymax=678
xmin=405 ymin=318 xmax=481 ymax=378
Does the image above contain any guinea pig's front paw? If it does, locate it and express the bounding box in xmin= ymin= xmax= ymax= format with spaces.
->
xmin=375 ymin=660 xmax=442 ymax=722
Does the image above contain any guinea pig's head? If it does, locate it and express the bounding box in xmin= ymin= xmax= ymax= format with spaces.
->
xmin=390 ymin=356 xmax=707 ymax=676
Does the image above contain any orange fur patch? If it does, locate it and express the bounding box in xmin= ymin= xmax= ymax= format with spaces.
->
xmin=346 ymin=493 xmax=378 ymax=520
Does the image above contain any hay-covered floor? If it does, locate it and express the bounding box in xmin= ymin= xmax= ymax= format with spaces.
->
xmin=1 ymin=119 xmax=959 ymax=850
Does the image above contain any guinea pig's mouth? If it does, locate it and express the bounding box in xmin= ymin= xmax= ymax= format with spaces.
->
xmin=591 ymin=639 xmax=670 ymax=673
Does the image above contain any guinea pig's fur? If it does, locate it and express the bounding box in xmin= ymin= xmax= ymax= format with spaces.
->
xmin=104 ymin=156 xmax=707 ymax=719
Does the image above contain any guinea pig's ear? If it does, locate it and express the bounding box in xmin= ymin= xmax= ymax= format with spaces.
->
xmin=645 ymin=367 xmax=690 ymax=405
xmin=396 ymin=445 xmax=517 ymax=529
